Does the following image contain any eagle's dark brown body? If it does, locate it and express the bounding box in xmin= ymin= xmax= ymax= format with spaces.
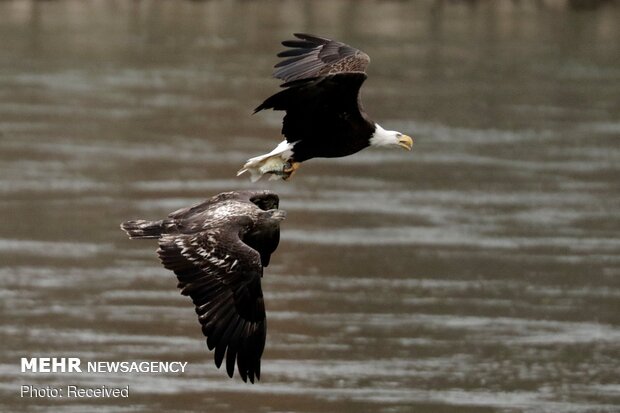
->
xmin=120 ymin=190 xmax=285 ymax=383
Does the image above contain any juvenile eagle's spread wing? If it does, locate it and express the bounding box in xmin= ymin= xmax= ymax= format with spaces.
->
xmin=158 ymin=222 xmax=266 ymax=383
xmin=168 ymin=190 xmax=280 ymax=221
xmin=273 ymin=33 xmax=370 ymax=83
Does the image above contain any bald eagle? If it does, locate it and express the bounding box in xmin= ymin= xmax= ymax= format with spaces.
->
xmin=120 ymin=190 xmax=285 ymax=383
xmin=238 ymin=33 xmax=413 ymax=182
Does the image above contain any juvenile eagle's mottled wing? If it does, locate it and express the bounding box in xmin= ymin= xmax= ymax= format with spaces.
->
xmin=168 ymin=190 xmax=279 ymax=220
xmin=273 ymin=33 xmax=370 ymax=83
xmin=157 ymin=224 xmax=266 ymax=383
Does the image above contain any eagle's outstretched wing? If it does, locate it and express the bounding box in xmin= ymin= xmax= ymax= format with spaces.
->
xmin=273 ymin=33 xmax=370 ymax=83
xmin=254 ymin=72 xmax=371 ymax=152
xmin=157 ymin=223 xmax=266 ymax=383
xmin=168 ymin=191 xmax=279 ymax=220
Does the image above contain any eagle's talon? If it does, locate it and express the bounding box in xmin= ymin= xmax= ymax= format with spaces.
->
xmin=282 ymin=161 xmax=300 ymax=181
xmin=283 ymin=162 xmax=299 ymax=173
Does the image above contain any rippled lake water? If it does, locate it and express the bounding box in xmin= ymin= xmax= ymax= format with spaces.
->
xmin=1 ymin=1 xmax=619 ymax=412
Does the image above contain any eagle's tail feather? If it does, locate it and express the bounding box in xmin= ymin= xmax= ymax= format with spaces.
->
xmin=236 ymin=158 xmax=267 ymax=183
xmin=120 ymin=220 xmax=165 ymax=239
xmin=237 ymin=140 xmax=294 ymax=182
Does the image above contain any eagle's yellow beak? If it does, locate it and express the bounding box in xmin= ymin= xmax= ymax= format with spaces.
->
xmin=398 ymin=135 xmax=413 ymax=151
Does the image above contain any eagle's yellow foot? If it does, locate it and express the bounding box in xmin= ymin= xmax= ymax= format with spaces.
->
xmin=282 ymin=162 xmax=301 ymax=181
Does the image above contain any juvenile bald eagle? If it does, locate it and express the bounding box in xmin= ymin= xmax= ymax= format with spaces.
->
xmin=120 ymin=190 xmax=285 ymax=383
xmin=238 ymin=33 xmax=413 ymax=181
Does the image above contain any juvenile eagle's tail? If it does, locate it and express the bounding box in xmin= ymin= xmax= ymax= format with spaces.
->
xmin=120 ymin=220 xmax=165 ymax=239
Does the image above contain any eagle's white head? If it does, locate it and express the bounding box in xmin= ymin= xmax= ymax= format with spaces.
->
xmin=369 ymin=124 xmax=413 ymax=151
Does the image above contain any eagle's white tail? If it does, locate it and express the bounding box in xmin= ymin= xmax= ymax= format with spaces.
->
xmin=237 ymin=140 xmax=294 ymax=182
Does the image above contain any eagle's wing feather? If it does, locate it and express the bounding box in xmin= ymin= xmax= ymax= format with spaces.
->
xmin=168 ymin=190 xmax=279 ymax=219
xmin=157 ymin=225 xmax=266 ymax=383
xmin=255 ymin=73 xmax=370 ymax=146
xmin=273 ymin=33 xmax=370 ymax=83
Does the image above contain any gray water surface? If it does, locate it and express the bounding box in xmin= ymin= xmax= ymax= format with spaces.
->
xmin=1 ymin=1 xmax=619 ymax=412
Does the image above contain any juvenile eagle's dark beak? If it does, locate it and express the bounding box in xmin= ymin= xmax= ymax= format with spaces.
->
xmin=398 ymin=135 xmax=413 ymax=151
